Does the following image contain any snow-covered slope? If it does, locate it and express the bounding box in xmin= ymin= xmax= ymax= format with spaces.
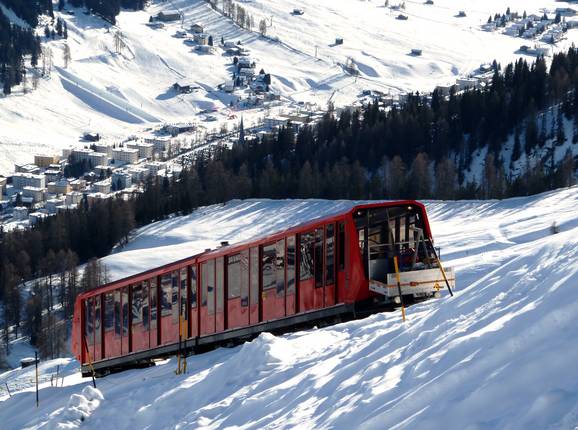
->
xmin=2 ymin=187 xmax=578 ymax=429
xmin=2 ymin=0 xmax=578 ymax=174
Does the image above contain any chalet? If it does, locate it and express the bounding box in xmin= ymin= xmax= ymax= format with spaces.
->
xmin=410 ymin=48 xmax=422 ymax=56
xmin=292 ymin=8 xmax=304 ymax=15
xmin=82 ymin=132 xmax=100 ymax=142
xmin=93 ymin=179 xmax=111 ymax=194
xmin=335 ymin=37 xmax=344 ymax=45
xmin=194 ymin=33 xmax=210 ymax=45
xmin=154 ymin=10 xmax=181 ymax=22
xmin=173 ymin=81 xmax=198 ymax=94
xmin=13 ymin=206 xmax=28 ymax=221
xmin=196 ymin=45 xmax=215 ymax=54
xmin=190 ymin=23 xmax=204 ymax=33
xmin=237 ymin=57 xmax=255 ymax=68
xmin=34 ymin=154 xmax=60 ymax=167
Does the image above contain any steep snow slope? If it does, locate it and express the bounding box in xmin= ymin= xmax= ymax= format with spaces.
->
xmin=2 ymin=187 xmax=578 ymax=429
xmin=2 ymin=0 xmax=578 ymax=174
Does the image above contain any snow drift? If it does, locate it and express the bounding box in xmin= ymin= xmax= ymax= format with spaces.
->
xmin=2 ymin=187 xmax=578 ymax=429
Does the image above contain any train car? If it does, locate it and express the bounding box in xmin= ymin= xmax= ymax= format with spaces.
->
xmin=72 ymin=200 xmax=455 ymax=375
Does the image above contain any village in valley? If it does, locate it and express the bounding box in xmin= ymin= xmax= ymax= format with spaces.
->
xmin=2 ymin=1 xmax=578 ymax=229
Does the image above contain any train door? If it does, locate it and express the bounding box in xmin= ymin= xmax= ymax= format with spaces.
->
xmin=324 ymin=224 xmax=336 ymax=307
xmin=94 ymin=295 xmax=102 ymax=360
xmin=226 ymin=252 xmax=250 ymax=329
xmin=298 ymin=231 xmax=315 ymax=312
xmin=249 ymin=247 xmax=260 ymax=325
xmin=149 ymin=277 xmax=159 ymax=348
xmin=261 ymin=242 xmax=279 ymax=321
xmin=216 ymin=257 xmax=225 ymax=332
xmin=121 ymin=286 xmax=129 ymax=354
xmin=286 ymin=236 xmax=297 ymax=316
xmin=313 ymin=228 xmax=325 ymax=309
xmin=336 ymin=222 xmax=346 ymax=303
xmin=200 ymin=260 xmax=216 ymax=335
xmin=189 ymin=265 xmax=198 ymax=338
xmin=178 ymin=267 xmax=188 ymax=340
xmin=131 ymin=282 xmax=149 ymax=352
xmin=83 ymin=297 xmax=95 ymax=363
xmin=159 ymin=273 xmax=174 ymax=345
xmin=103 ymin=291 xmax=117 ymax=358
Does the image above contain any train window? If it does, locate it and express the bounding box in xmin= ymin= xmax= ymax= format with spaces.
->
xmin=85 ymin=298 xmax=93 ymax=344
xmin=262 ymin=244 xmax=276 ymax=290
xmin=315 ymin=228 xmax=324 ymax=288
xmin=227 ymin=254 xmax=241 ymax=299
xmin=276 ymin=239 xmax=285 ymax=296
xmin=299 ymin=231 xmax=314 ymax=281
xmin=216 ymin=257 xmax=224 ymax=314
xmin=338 ymin=222 xmax=345 ymax=271
xmin=250 ymin=247 xmax=259 ymax=306
xmin=172 ymin=271 xmax=179 ymax=323
xmin=161 ymin=274 xmax=172 ymax=317
xmin=180 ymin=267 xmax=187 ymax=318
xmin=114 ymin=290 xmax=121 ymax=336
xmin=150 ymin=278 xmax=157 ymax=330
xmin=190 ymin=266 xmax=197 ymax=309
xmin=94 ymin=295 xmax=101 ymax=344
xmin=142 ymin=282 xmax=149 ymax=330
xmin=202 ymin=260 xmax=215 ymax=315
xmin=104 ymin=292 xmax=114 ymax=332
xmin=240 ymin=250 xmax=249 ymax=307
xmin=286 ymin=236 xmax=296 ymax=295
xmin=122 ymin=287 xmax=129 ymax=337
xmin=326 ymin=224 xmax=335 ymax=285
xmin=132 ymin=285 xmax=142 ymax=324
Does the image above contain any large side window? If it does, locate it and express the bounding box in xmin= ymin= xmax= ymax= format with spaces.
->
xmin=299 ymin=231 xmax=314 ymax=281
xmin=326 ymin=224 xmax=335 ymax=285
xmin=190 ymin=265 xmax=197 ymax=309
xmin=85 ymin=298 xmax=94 ymax=344
xmin=180 ymin=267 xmax=187 ymax=318
xmin=276 ymin=239 xmax=285 ymax=296
xmin=240 ymin=250 xmax=249 ymax=307
xmin=132 ymin=285 xmax=142 ymax=324
xmin=142 ymin=281 xmax=149 ymax=330
xmin=227 ymin=254 xmax=241 ymax=299
xmin=94 ymin=295 xmax=101 ymax=344
xmin=114 ymin=290 xmax=121 ymax=336
xmin=250 ymin=247 xmax=259 ymax=306
xmin=287 ymin=236 xmax=296 ymax=295
xmin=172 ymin=271 xmax=179 ymax=323
xmin=216 ymin=257 xmax=224 ymax=314
xmin=122 ymin=287 xmax=129 ymax=336
xmin=315 ymin=228 xmax=324 ymax=287
xmin=161 ymin=274 xmax=172 ymax=316
xmin=202 ymin=260 xmax=215 ymax=314
xmin=338 ymin=222 xmax=345 ymax=271
xmin=150 ymin=278 xmax=157 ymax=330
xmin=104 ymin=292 xmax=114 ymax=332
xmin=262 ymin=244 xmax=276 ymax=290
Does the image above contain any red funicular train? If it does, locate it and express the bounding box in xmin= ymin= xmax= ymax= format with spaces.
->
xmin=72 ymin=201 xmax=455 ymax=375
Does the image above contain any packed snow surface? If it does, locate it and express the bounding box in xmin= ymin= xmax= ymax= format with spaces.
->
xmin=2 ymin=187 xmax=578 ymax=429
xmin=2 ymin=0 xmax=578 ymax=174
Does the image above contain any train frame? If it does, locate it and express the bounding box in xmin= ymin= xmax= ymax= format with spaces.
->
xmin=72 ymin=200 xmax=455 ymax=376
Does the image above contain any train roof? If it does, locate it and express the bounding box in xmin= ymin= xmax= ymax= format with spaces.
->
xmin=78 ymin=199 xmax=427 ymax=299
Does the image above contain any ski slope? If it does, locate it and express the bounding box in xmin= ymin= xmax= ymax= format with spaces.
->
xmin=2 ymin=187 xmax=578 ymax=429
xmin=2 ymin=0 xmax=578 ymax=174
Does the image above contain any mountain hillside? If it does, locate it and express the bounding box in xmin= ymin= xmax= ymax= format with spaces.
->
xmin=1 ymin=0 xmax=578 ymax=174
xmin=2 ymin=187 xmax=578 ymax=429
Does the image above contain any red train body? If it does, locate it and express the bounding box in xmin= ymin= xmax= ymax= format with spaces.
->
xmin=72 ymin=200 xmax=453 ymax=375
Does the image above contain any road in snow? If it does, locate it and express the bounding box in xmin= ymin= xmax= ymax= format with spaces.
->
xmin=1 ymin=187 xmax=578 ymax=429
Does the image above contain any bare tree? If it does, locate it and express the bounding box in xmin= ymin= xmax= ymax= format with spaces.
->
xmin=113 ymin=30 xmax=126 ymax=54
xmin=259 ymin=18 xmax=267 ymax=36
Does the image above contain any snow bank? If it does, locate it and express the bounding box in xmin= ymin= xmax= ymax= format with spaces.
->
xmin=2 ymin=187 xmax=578 ymax=429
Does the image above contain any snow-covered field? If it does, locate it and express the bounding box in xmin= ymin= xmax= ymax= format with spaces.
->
xmin=2 ymin=186 xmax=578 ymax=429
xmin=2 ymin=0 xmax=578 ymax=174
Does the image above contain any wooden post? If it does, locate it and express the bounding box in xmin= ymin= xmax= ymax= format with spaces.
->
xmin=35 ymin=351 xmax=39 ymax=407
xmin=5 ymin=382 xmax=11 ymax=398
xmin=393 ymin=256 xmax=406 ymax=322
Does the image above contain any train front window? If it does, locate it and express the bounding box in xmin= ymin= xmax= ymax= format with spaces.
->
xmin=353 ymin=205 xmax=435 ymax=280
